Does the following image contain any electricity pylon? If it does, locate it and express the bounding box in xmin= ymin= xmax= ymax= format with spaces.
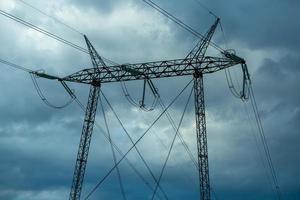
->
xmin=35 ymin=18 xmax=250 ymax=200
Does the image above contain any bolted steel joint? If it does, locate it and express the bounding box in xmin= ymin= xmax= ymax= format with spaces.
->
xmin=91 ymin=80 xmax=101 ymax=87
xmin=193 ymin=70 xmax=202 ymax=79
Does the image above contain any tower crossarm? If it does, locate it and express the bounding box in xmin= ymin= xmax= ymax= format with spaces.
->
xmin=62 ymin=56 xmax=242 ymax=84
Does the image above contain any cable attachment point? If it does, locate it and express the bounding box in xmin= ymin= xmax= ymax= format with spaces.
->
xmin=91 ymin=80 xmax=101 ymax=87
xmin=193 ymin=70 xmax=202 ymax=78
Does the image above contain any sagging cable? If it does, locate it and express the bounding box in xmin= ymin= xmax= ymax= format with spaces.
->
xmin=121 ymin=79 xmax=159 ymax=112
xmin=223 ymin=51 xmax=251 ymax=101
xmin=30 ymin=73 xmax=75 ymax=109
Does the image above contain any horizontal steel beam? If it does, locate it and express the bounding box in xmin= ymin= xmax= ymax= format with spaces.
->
xmin=61 ymin=56 xmax=241 ymax=84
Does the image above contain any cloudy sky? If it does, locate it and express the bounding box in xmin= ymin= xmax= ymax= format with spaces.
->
xmin=0 ymin=0 xmax=299 ymax=199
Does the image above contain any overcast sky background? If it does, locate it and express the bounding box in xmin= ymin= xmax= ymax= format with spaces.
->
xmin=0 ymin=0 xmax=299 ymax=200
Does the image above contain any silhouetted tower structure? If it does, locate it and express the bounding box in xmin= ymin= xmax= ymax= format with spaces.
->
xmin=36 ymin=18 xmax=250 ymax=200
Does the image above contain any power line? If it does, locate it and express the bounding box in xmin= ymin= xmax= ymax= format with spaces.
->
xmin=243 ymin=100 xmax=278 ymax=197
xmin=249 ymin=85 xmax=282 ymax=199
xmin=16 ymin=0 xmax=83 ymax=35
xmin=0 ymin=58 xmax=33 ymax=72
xmin=0 ymin=9 xmax=88 ymax=53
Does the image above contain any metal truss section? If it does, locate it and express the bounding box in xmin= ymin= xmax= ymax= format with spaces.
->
xmin=63 ymin=57 xmax=240 ymax=84
xmin=84 ymin=35 xmax=110 ymax=72
xmin=186 ymin=18 xmax=220 ymax=60
xmin=194 ymin=72 xmax=210 ymax=200
xmin=69 ymin=83 xmax=100 ymax=200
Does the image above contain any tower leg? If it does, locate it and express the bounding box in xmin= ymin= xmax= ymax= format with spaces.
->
xmin=194 ymin=72 xmax=211 ymax=200
xmin=70 ymin=82 xmax=100 ymax=200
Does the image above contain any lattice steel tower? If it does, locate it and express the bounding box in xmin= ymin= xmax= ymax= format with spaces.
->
xmin=35 ymin=18 xmax=250 ymax=200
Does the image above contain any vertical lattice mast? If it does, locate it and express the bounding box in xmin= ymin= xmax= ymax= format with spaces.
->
xmin=194 ymin=72 xmax=210 ymax=200
xmin=189 ymin=18 xmax=219 ymax=200
xmin=69 ymin=35 xmax=106 ymax=200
